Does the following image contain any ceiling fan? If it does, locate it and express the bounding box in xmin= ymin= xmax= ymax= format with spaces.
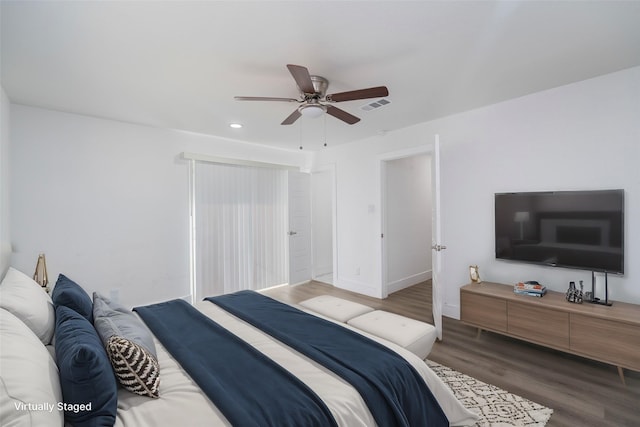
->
xmin=235 ymin=64 xmax=389 ymax=125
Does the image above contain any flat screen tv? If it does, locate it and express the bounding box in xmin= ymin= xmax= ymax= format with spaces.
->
xmin=495 ymin=190 xmax=624 ymax=274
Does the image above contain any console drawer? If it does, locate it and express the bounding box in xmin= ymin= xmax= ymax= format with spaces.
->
xmin=570 ymin=314 xmax=640 ymax=370
xmin=508 ymin=301 xmax=569 ymax=349
xmin=461 ymin=291 xmax=507 ymax=332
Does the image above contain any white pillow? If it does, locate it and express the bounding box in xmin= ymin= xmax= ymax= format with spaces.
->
xmin=0 ymin=267 xmax=55 ymax=344
xmin=0 ymin=308 xmax=64 ymax=427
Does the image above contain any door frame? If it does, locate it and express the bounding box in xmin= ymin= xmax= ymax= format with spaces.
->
xmin=379 ymin=143 xmax=438 ymax=299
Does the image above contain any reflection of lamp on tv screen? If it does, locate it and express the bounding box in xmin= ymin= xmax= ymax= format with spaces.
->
xmin=513 ymin=211 xmax=530 ymax=240
xmin=495 ymin=190 xmax=624 ymax=274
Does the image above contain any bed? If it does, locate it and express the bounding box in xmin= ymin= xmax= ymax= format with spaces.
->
xmin=0 ymin=267 xmax=478 ymax=427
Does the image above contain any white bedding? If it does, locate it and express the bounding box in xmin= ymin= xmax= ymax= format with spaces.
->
xmin=115 ymin=301 xmax=478 ymax=427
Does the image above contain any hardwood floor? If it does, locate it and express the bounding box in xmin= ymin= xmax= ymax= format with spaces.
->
xmin=263 ymin=280 xmax=640 ymax=427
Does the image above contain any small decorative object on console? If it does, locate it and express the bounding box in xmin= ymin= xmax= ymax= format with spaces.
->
xmin=469 ymin=265 xmax=481 ymax=283
xmin=584 ymin=291 xmax=593 ymax=302
xmin=32 ymin=253 xmax=49 ymax=292
xmin=589 ymin=271 xmax=613 ymax=306
xmin=565 ymin=281 xmax=583 ymax=304
xmin=513 ymin=281 xmax=547 ymax=297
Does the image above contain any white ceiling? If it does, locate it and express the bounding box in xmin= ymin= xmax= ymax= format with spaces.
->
xmin=2 ymin=1 xmax=640 ymax=151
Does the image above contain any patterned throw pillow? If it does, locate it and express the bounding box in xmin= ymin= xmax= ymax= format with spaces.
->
xmin=106 ymin=336 xmax=160 ymax=398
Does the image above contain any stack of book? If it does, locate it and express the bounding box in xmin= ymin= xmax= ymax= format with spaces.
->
xmin=514 ymin=281 xmax=547 ymax=297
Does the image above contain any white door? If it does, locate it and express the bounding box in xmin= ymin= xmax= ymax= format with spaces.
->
xmin=311 ymin=169 xmax=334 ymax=284
xmin=288 ymin=171 xmax=312 ymax=285
xmin=431 ymin=135 xmax=445 ymax=341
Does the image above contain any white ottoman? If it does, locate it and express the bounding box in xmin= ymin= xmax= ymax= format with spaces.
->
xmin=347 ymin=310 xmax=437 ymax=359
xmin=299 ymin=295 xmax=374 ymax=323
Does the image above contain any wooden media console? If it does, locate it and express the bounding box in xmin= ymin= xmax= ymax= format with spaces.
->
xmin=460 ymin=282 xmax=640 ymax=384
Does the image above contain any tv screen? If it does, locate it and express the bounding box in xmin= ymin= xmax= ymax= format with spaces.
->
xmin=495 ymin=190 xmax=624 ymax=274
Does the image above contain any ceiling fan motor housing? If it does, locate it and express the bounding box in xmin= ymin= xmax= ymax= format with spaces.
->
xmin=305 ymin=75 xmax=328 ymax=98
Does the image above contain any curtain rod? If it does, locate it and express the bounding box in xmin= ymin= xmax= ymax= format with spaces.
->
xmin=181 ymin=152 xmax=299 ymax=171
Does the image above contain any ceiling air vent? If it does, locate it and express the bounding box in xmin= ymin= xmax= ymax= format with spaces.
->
xmin=360 ymin=98 xmax=391 ymax=112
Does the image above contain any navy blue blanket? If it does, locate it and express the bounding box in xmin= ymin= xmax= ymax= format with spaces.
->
xmin=207 ymin=291 xmax=448 ymax=427
xmin=134 ymin=299 xmax=337 ymax=427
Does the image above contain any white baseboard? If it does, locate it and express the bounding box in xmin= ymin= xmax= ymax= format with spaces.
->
xmin=335 ymin=277 xmax=381 ymax=298
xmin=386 ymin=270 xmax=432 ymax=294
xmin=313 ymin=264 xmax=332 ymax=278
xmin=443 ymin=303 xmax=460 ymax=320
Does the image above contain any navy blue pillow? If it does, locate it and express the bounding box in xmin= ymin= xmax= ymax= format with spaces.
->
xmin=55 ymin=305 xmax=117 ymax=427
xmin=52 ymin=274 xmax=93 ymax=323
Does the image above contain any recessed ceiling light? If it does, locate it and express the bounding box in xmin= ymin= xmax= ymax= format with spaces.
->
xmin=229 ymin=123 xmax=243 ymax=129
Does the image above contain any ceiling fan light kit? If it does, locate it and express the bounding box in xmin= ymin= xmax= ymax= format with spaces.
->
xmin=299 ymin=104 xmax=326 ymax=118
xmin=234 ymin=64 xmax=389 ymax=126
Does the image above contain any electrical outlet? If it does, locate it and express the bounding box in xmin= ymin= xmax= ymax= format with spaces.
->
xmin=109 ymin=288 xmax=120 ymax=303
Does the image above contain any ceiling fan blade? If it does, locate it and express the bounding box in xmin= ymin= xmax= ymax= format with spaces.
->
xmin=281 ymin=109 xmax=302 ymax=125
xmin=326 ymin=105 xmax=360 ymax=125
xmin=235 ymin=96 xmax=299 ymax=102
xmin=326 ymin=86 xmax=389 ymax=102
xmin=287 ymin=64 xmax=315 ymax=94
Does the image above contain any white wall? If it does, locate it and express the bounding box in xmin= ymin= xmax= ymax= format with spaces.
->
xmin=9 ymin=66 xmax=640 ymax=313
xmin=314 ymin=136 xmax=438 ymax=298
xmin=10 ymin=105 xmax=307 ymax=307
xmin=384 ymin=154 xmax=432 ymax=294
xmin=0 ymin=86 xmax=10 ymax=278
xmin=314 ymin=66 xmax=640 ymax=314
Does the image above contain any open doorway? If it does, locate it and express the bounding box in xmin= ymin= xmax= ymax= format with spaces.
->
xmin=380 ymin=138 xmax=443 ymax=340
xmin=311 ymin=167 xmax=335 ymax=285
xmin=381 ymin=152 xmax=433 ymax=296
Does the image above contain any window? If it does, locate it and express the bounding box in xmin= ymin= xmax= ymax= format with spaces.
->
xmin=192 ymin=161 xmax=287 ymax=299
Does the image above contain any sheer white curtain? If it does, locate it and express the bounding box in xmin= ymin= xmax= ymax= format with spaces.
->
xmin=194 ymin=161 xmax=288 ymax=299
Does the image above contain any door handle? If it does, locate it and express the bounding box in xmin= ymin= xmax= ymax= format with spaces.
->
xmin=288 ymin=231 xmax=298 ymax=236
xmin=432 ymin=244 xmax=447 ymax=251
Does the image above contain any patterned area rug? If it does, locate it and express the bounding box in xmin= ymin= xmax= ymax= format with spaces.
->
xmin=426 ymin=360 xmax=553 ymax=426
